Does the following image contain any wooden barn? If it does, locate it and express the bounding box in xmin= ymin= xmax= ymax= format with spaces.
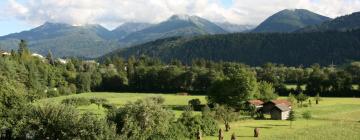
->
xmin=271 ymin=104 xmax=291 ymax=120
xmin=259 ymin=99 xmax=292 ymax=120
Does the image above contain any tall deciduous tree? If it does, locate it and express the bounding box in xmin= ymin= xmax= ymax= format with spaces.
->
xmin=207 ymin=67 xmax=258 ymax=108
xmin=258 ymin=81 xmax=278 ymax=102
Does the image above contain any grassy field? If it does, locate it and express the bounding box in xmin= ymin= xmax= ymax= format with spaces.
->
xmin=38 ymin=92 xmax=360 ymax=140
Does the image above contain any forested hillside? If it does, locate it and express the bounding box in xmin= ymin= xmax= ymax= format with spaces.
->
xmin=298 ymin=12 xmax=360 ymax=32
xmin=0 ymin=22 xmax=119 ymax=58
xmin=252 ymin=9 xmax=331 ymax=33
xmin=106 ymin=29 xmax=360 ymax=66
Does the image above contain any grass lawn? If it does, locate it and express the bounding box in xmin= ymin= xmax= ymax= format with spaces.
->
xmin=37 ymin=92 xmax=360 ymax=140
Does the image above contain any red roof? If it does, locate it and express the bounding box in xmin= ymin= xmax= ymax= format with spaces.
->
xmin=271 ymin=99 xmax=291 ymax=107
xmin=248 ymin=100 xmax=264 ymax=106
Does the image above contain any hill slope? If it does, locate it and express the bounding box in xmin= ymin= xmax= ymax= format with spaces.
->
xmin=104 ymin=30 xmax=360 ymax=66
xmin=252 ymin=9 xmax=331 ymax=33
xmin=0 ymin=22 xmax=119 ymax=58
xmin=120 ymin=15 xmax=227 ymax=44
xmin=298 ymin=12 xmax=360 ymax=32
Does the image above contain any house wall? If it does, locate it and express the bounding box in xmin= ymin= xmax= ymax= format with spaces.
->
xmin=270 ymin=109 xmax=282 ymax=120
xmin=281 ymin=111 xmax=290 ymax=120
xmin=262 ymin=103 xmax=275 ymax=114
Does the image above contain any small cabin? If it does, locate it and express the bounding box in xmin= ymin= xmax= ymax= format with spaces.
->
xmin=261 ymin=99 xmax=291 ymax=114
xmin=271 ymin=104 xmax=291 ymax=120
xmin=261 ymin=99 xmax=292 ymax=120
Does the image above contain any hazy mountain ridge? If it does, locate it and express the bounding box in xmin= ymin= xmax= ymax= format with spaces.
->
xmin=0 ymin=15 xmax=227 ymax=57
xmin=216 ymin=22 xmax=255 ymax=33
xmin=119 ymin=15 xmax=227 ymax=45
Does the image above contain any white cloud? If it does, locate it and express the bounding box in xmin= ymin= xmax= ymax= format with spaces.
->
xmin=3 ymin=0 xmax=360 ymax=29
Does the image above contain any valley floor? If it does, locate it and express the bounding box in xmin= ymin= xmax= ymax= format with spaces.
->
xmin=38 ymin=93 xmax=360 ymax=140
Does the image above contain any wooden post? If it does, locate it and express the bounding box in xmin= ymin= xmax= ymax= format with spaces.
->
xmin=196 ymin=129 xmax=202 ymax=140
xmin=218 ymin=128 xmax=224 ymax=140
xmin=225 ymin=122 xmax=231 ymax=131
xmin=254 ymin=128 xmax=259 ymax=137
xmin=231 ymin=133 xmax=236 ymax=140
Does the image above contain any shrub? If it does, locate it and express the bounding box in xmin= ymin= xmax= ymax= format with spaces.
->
xmin=200 ymin=115 xmax=219 ymax=136
xmin=149 ymin=96 xmax=165 ymax=104
xmin=302 ymin=110 xmax=312 ymax=120
xmin=107 ymin=98 xmax=174 ymax=140
xmin=47 ymin=88 xmax=59 ymax=97
xmin=61 ymin=97 xmax=91 ymax=106
xmin=58 ymin=86 xmax=73 ymax=95
xmin=102 ymin=102 xmax=117 ymax=110
xmin=178 ymin=108 xmax=219 ymax=138
xmin=188 ymin=98 xmax=202 ymax=111
xmin=90 ymin=97 xmax=109 ymax=108
xmin=21 ymin=104 xmax=117 ymax=140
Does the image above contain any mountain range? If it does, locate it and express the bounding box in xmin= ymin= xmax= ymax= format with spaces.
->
xmin=1 ymin=9 xmax=359 ymax=60
xmin=105 ymin=10 xmax=360 ymax=66
xmin=0 ymin=15 xmax=231 ymax=58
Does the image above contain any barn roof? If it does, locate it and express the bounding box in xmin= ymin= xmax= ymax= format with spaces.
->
xmin=274 ymin=104 xmax=291 ymax=111
xmin=247 ymin=100 xmax=264 ymax=106
xmin=271 ymin=99 xmax=291 ymax=107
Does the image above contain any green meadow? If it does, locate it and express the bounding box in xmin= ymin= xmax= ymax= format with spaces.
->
xmin=38 ymin=92 xmax=360 ymax=140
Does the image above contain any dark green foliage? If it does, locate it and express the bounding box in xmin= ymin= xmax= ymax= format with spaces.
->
xmin=61 ymin=97 xmax=91 ymax=106
xmin=77 ymin=112 xmax=118 ymax=140
xmin=102 ymin=103 xmax=117 ymax=110
xmin=299 ymin=12 xmax=360 ymax=32
xmin=296 ymin=93 xmax=309 ymax=107
xmin=46 ymin=88 xmax=59 ymax=97
xmin=207 ymin=67 xmax=258 ymax=108
xmin=107 ymin=29 xmax=360 ymax=66
xmin=20 ymin=104 xmax=117 ymax=140
xmin=178 ymin=107 xmax=219 ymax=138
xmin=302 ymin=110 xmax=312 ymax=120
xmin=149 ymin=96 xmax=166 ymax=104
xmin=188 ymin=98 xmax=202 ymax=111
xmin=258 ymin=81 xmax=278 ymax=102
xmin=90 ymin=97 xmax=109 ymax=108
xmin=0 ymin=76 xmax=28 ymax=138
xmin=76 ymin=72 xmax=92 ymax=93
xmin=107 ymin=98 xmax=175 ymax=140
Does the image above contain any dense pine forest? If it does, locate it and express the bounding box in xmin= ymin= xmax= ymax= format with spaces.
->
xmin=106 ymin=29 xmax=360 ymax=66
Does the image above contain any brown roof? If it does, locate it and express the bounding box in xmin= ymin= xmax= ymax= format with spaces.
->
xmin=274 ymin=104 xmax=291 ymax=111
xmin=271 ymin=99 xmax=291 ymax=107
xmin=248 ymin=100 xmax=264 ymax=106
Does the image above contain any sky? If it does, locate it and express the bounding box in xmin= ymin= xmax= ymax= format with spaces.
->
xmin=1 ymin=0 xmax=360 ymax=36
